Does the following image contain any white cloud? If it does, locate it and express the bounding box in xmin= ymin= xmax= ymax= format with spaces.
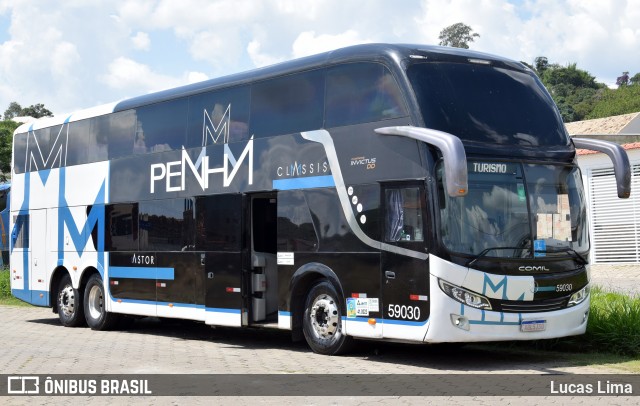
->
xmin=0 ymin=0 xmax=638 ymax=116
xmin=186 ymin=71 xmax=209 ymax=84
xmin=247 ymin=40 xmax=285 ymax=68
xmin=131 ymin=31 xmax=150 ymax=51
xmin=291 ymin=30 xmax=373 ymax=58
xmin=101 ymin=57 xmax=180 ymax=93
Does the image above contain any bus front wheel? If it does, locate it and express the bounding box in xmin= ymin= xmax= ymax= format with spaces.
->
xmin=57 ymin=273 xmax=86 ymax=327
xmin=302 ymin=280 xmax=353 ymax=355
xmin=84 ymin=274 xmax=120 ymax=330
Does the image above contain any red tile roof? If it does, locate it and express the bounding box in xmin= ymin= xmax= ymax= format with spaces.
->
xmin=577 ymin=142 xmax=640 ymax=155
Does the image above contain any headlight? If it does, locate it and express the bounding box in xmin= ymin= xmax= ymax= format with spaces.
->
xmin=568 ymin=285 xmax=590 ymax=307
xmin=438 ymin=279 xmax=492 ymax=310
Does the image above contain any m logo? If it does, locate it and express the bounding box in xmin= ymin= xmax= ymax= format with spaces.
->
xmin=202 ymin=104 xmax=231 ymax=146
xmin=24 ymin=120 xmax=70 ymax=175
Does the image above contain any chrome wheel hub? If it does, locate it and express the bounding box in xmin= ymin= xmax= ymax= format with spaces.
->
xmin=309 ymin=294 xmax=340 ymax=339
xmin=87 ymin=285 xmax=104 ymax=320
xmin=58 ymin=285 xmax=76 ymax=317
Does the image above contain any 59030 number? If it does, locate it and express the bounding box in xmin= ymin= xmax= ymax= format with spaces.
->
xmin=387 ymin=304 xmax=421 ymax=320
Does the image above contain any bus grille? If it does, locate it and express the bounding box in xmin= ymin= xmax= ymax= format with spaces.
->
xmin=498 ymin=297 xmax=568 ymax=313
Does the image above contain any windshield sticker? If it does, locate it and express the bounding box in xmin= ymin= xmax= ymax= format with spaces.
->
xmin=517 ymin=183 xmax=526 ymax=201
xmin=534 ymin=240 xmax=546 ymax=257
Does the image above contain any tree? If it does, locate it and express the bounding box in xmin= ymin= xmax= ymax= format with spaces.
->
xmin=534 ymin=56 xmax=548 ymax=75
xmin=438 ymin=22 xmax=479 ymax=49
xmin=3 ymin=102 xmax=22 ymax=120
xmin=20 ymin=103 xmax=53 ymax=118
xmin=0 ymin=120 xmax=20 ymax=181
xmin=616 ymin=71 xmax=630 ymax=87
xmin=3 ymin=101 xmax=53 ymax=120
xmin=538 ymin=62 xmax=604 ymax=122
xmin=629 ymin=72 xmax=640 ymax=86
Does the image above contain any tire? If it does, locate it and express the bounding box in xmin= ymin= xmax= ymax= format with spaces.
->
xmin=83 ymin=273 xmax=120 ymax=330
xmin=56 ymin=273 xmax=86 ymax=327
xmin=302 ymin=280 xmax=353 ymax=355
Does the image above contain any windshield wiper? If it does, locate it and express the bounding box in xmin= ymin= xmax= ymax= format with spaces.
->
xmin=466 ymin=247 xmax=525 ymax=268
xmin=541 ymin=247 xmax=588 ymax=266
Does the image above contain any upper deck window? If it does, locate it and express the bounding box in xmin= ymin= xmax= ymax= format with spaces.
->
xmin=326 ymin=63 xmax=407 ymax=128
xmin=250 ymin=70 xmax=324 ymax=138
xmin=407 ymin=62 xmax=569 ymax=147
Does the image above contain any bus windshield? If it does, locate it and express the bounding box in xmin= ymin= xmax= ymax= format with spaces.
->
xmin=407 ymin=62 xmax=569 ymax=147
xmin=437 ymin=161 xmax=589 ymax=259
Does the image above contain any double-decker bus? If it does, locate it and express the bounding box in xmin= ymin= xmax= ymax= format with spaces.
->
xmin=10 ymin=44 xmax=630 ymax=355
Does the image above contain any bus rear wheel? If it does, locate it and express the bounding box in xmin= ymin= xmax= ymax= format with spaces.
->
xmin=84 ymin=274 xmax=120 ymax=330
xmin=302 ymin=280 xmax=353 ymax=355
xmin=57 ymin=273 xmax=85 ymax=327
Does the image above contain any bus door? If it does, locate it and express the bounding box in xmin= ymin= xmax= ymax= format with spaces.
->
xmin=247 ymin=193 xmax=278 ymax=325
xmin=198 ymin=194 xmax=245 ymax=327
xmin=30 ymin=209 xmax=48 ymax=304
xmin=380 ymin=183 xmax=430 ymax=340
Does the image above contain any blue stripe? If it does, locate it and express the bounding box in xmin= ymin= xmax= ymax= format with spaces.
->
xmin=272 ymin=175 xmax=335 ymax=190
xmin=278 ymin=311 xmax=291 ymax=317
xmin=158 ymin=301 xmax=205 ymax=309
xmin=535 ymin=286 xmax=556 ymax=292
xmin=12 ymin=289 xmax=49 ymax=307
xmin=206 ymin=307 xmax=242 ymax=314
xmin=110 ymin=266 xmax=175 ymax=280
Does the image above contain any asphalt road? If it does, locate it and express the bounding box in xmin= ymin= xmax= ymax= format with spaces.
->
xmin=1 ymin=305 xmax=637 ymax=405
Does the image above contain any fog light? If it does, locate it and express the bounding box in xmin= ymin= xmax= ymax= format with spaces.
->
xmin=582 ymin=310 xmax=589 ymax=324
xmin=450 ymin=314 xmax=470 ymax=331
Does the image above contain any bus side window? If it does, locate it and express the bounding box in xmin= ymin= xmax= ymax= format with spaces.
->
xmin=97 ymin=110 xmax=136 ymax=160
xmin=326 ymin=63 xmax=407 ymax=128
xmin=195 ymin=195 xmax=242 ymax=252
xmin=12 ymin=214 xmax=29 ymax=248
xmin=384 ymin=188 xmax=424 ymax=243
xmin=250 ymin=70 xmax=325 ymax=138
xmin=105 ymin=203 xmax=139 ymax=251
xmin=186 ymin=86 xmax=251 ymax=148
xmin=134 ymin=98 xmax=188 ymax=154
xmin=139 ymin=199 xmax=195 ymax=251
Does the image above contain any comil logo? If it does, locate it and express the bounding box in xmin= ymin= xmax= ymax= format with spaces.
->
xmin=519 ymin=265 xmax=551 ymax=272
xmin=7 ymin=376 xmax=40 ymax=394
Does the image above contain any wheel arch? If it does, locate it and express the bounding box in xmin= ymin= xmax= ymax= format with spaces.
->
xmin=289 ymin=262 xmax=344 ymax=342
xmin=49 ymin=266 xmax=69 ymax=310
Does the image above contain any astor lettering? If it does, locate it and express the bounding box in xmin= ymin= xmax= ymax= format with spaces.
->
xmin=132 ymin=254 xmax=155 ymax=265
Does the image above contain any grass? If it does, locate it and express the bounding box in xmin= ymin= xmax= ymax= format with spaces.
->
xmin=476 ymin=286 xmax=640 ymax=372
xmin=0 ymin=266 xmax=31 ymax=306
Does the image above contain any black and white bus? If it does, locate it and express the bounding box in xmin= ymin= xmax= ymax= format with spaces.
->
xmin=10 ymin=44 xmax=630 ymax=355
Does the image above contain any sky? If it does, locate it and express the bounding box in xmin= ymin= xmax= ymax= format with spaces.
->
xmin=0 ymin=0 xmax=639 ymax=117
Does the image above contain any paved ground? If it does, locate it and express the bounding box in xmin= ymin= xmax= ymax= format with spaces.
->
xmin=0 ymin=264 xmax=637 ymax=405
xmin=590 ymin=264 xmax=640 ymax=296
xmin=1 ymin=302 xmax=637 ymax=405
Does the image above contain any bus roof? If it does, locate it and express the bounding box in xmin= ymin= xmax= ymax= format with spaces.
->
xmin=15 ymin=43 xmax=522 ymax=135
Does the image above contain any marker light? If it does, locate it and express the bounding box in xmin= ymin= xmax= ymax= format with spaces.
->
xmin=439 ymin=279 xmax=492 ymax=310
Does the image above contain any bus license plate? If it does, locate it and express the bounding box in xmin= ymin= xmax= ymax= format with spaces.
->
xmin=520 ymin=319 xmax=546 ymax=332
